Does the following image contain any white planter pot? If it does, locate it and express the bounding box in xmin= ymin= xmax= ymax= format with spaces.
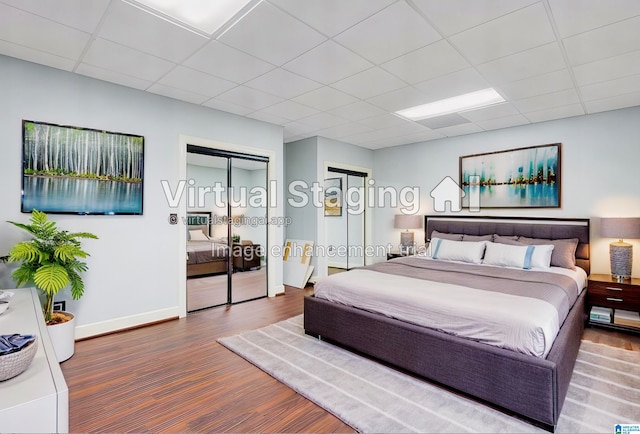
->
xmin=46 ymin=312 xmax=75 ymax=362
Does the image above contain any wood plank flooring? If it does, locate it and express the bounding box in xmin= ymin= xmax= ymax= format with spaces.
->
xmin=62 ymin=286 xmax=639 ymax=432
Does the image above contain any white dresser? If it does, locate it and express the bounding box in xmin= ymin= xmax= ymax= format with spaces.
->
xmin=0 ymin=288 xmax=69 ymax=433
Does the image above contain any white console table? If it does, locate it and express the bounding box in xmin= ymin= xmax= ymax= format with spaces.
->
xmin=0 ymin=288 xmax=69 ymax=433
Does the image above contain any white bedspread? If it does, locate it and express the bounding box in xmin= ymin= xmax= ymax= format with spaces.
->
xmin=314 ymin=264 xmax=585 ymax=358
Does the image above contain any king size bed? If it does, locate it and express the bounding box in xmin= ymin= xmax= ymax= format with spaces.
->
xmin=304 ymin=216 xmax=590 ymax=431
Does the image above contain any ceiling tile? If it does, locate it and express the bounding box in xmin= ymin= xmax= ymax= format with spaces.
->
xmin=366 ymin=86 xmax=429 ymax=112
xmin=0 ymin=3 xmax=91 ymax=60
xmin=183 ymin=41 xmax=275 ymax=84
xmin=215 ymin=85 xmax=284 ymax=111
xmin=411 ymin=0 xmax=538 ymax=37
xmin=418 ymin=113 xmax=470 ymax=129
xmin=548 ymin=0 xmax=640 ymax=38
xmin=580 ymin=74 xmax=640 ymax=101
xmin=282 ymin=40 xmax=372 ymax=84
xmin=258 ymin=100 xmax=319 ymax=121
xmin=0 ymin=39 xmax=76 ymax=71
xmin=202 ymin=98 xmax=255 ymax=116
xmin=563 ymin=16 xmax=640 ymax=66
xmin=459 ymin=102 xmax=520 ymax=122
xmin=475 ymin=114 xmax=530 ymax=131
xmin=1 ymin=0 xmax=110 ymax=33
xmin=244 ymin=68 xmax=322 ymax=99
xmin=356 ymin=113 xmax=412 ymax=130
xmin=315 ymin=122 xmax=373 ymax=140
xmin=75 ymin=63 xmax=151 ymax=90
xmin=584 ymin=91 xmax=640 ymax=114
xmin=450 ymin=3 xmax=555 ymax=65
xmin=398 ymin=129 xmax=446 ymax=144
xmin=523 ymin=104 xmax=585 ymax=123
xmin=433 ymin=122 xmax=484 ymax=137
xmin=297 ymin=112 xmax=349 ymax=129
xmin=82 ymin=38 xmax=176 ymax=81
xmin=147 ymin=83 xmax=209 ymax=104
xmin=513 ymin=88 xmax=580 ymax=113
xmin=327 ymin=101 xmax=386 ymax=121
xmin=246 ymin=110 xmax=290 ymax=126
xmin=218 ymin=1 xmax=326 ymax=66
xmin=98 ymin=0 xmax=207 ymax=63
xmin=573 ymin=50 xmax=640 ymax=86
xmin=269 ymin=0 xmax=395 ymax=37
xmin=292 ymin=86 xmax=359 ymax=111
xmin=477 ymin=43 xmax=566 ymax=84
xmin=282 ymin=121 xmax=320 ymax=136
xmin=331 ymin=67 xmax=407 ymax=99
xmin=496 ymin=69 xmax=574 ymax=101
xmin=157 ymin=66 xmax=237 ymax=97
xmin=334 ymin=1 xmax=441 ymax=64
xmin=381 ymin=40 xmax=469 ymax=84
xmin=414 ymin=67 xmax=490 ymax=103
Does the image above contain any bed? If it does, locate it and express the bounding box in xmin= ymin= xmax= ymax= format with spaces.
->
xmin=186 ymin=212 xmax=229 ymax=277
xmin=304 ymin=216 xmax=590 ymax=431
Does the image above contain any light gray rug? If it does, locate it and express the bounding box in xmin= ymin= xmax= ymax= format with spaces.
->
xmin=219 ymin=315 xmax=640 ymax=433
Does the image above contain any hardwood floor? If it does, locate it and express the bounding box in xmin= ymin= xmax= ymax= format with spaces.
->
xmin=62 ymin=286 xmax=639 ymax=433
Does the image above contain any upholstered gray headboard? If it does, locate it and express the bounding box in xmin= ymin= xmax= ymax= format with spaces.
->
xmin=425 ymin=216 xmax=590 ymax=274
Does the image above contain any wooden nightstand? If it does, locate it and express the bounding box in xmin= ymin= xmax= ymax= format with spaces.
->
xmin=587 ymin=274 xmax=640 ymax=333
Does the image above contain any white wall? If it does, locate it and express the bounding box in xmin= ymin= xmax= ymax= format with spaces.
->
xmin=0 ymin=55 xmax=284 ymax=338
xmin=372 ymin=106 xmax=640 ymax=276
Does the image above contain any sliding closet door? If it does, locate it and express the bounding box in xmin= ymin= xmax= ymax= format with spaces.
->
xmin=186 ymin=153 xmax=230 ymax=311
xmin=230 ymin=158 xmax=268 ymax=303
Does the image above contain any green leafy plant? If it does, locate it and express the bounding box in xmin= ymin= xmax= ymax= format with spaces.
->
xmin=7 ymin=210 xmax=98 ymax=323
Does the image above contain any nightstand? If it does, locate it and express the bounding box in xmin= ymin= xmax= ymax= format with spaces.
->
xmin=387 ymin=249 xmax=414 ymax=260
xmin=587 ymin=274 xmax=640 ymax=333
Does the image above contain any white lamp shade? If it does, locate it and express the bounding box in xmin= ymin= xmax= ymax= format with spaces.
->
xmin=601 ymin=218 xmax=640 ymax=239
xmin=394 ymin=215 xmax=422 ymax=229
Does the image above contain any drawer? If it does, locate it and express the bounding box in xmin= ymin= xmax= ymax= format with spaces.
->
xmin=588 ymin=281 xmax=640 ymax=311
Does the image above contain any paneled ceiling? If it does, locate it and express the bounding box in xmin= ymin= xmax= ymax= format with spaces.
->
xmin=2 ymin=0 xmax=639 ymax=149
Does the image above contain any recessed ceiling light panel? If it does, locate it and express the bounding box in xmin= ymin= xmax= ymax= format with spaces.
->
xmin=133 ymin=0 xmax=256 ymax=35
xmin=395 ymin=88 xmax=505 ymax=121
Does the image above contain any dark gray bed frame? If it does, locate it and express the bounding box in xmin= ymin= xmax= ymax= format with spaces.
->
xmin=304 ymin=216 xmax=590 ymax=432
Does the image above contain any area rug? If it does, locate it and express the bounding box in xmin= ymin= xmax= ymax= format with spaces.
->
xmin=218 ymin=315 xmax=640 ymax=433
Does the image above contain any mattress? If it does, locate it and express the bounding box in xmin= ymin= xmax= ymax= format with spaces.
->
xmin=313 ymin=257 xmax=586 ymax=358
xmin=186 ymin=240 xmax=228 ymax=264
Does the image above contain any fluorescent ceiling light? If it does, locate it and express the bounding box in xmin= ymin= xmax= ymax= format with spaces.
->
xmin=133 ymin=0 xmax=256 ymax=35
xmin=395 ymin=88 xmax=505 ymax=121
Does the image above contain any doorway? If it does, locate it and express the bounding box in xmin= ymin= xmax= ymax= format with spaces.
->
xmin=325 ymin=167 xmax=367 ymax=274
xmin=186 ymin=145 xmax=268 ymax=312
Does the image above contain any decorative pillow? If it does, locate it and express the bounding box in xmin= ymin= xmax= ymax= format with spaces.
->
xmin=462 ymin=234 xmax=493 ymax=242
xmin=483 ymin=242 xmax=552 ymax=269
xmin=517 ymin=237 xmax=579 ymax=270
xmin=431 ymin=238 xmax=486 ymax=264
xmin=189 ymin=229 xmax=209 ymax=241
xmin=430 ymin=230 xmax=463 ymax=241
xmin=493 ymin=235 xmax=521 ymax=245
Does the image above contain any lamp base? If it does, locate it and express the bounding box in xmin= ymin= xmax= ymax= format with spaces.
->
xmin=400 ymin=231 xmax=414 ymax=250
xmin=610 ymin=241 xmax=632 ymax=281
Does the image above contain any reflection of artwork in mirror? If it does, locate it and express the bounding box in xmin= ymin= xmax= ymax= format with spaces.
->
xmin=21 ymin=119 xmax=144 ymax=215
xmin=460 ymin=143 xmax=560 ymax=208
xmin=324 ymin=177 xmax=342 ymax=216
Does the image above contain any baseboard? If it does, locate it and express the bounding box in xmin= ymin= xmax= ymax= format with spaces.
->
xmin=75 ymin=306 xmax=181 ymax=340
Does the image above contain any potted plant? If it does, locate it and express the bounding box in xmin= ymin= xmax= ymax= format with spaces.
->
xmin=6 ymin=210 xmax=98 ymax=362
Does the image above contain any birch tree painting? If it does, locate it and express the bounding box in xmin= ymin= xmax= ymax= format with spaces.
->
xmin=22 ymin=120 xmax=144 ymax=214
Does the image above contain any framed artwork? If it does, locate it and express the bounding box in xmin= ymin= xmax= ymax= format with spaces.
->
xmin=459 ymin=143 xmax=561 ymax=208
xmin=324 ymin=177 xmax=342 ymax=216
xmin=21 ymin=120 xmax=144 ymax=215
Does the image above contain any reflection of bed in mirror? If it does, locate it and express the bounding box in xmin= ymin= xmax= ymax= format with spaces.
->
xmin=186 ymin=212 xmax=228 ymax=277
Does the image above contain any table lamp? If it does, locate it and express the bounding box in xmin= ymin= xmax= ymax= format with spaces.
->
xmin=601 ymin=217 xmax=640 ymax=281
xmin=394 ymin=215 xmax=422 ymax=251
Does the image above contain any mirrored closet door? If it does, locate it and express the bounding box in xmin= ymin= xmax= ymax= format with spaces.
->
xmin=186 ymin=146 xmax=268 ymax=312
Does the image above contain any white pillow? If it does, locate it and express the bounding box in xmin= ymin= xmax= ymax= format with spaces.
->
xmin=431 ymin=238 xmax=486 ymax=264
xmin=483 ymin=242 xmax=553 ymax=269
xmin=189 ymin=229 xmax=209 ymax=241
